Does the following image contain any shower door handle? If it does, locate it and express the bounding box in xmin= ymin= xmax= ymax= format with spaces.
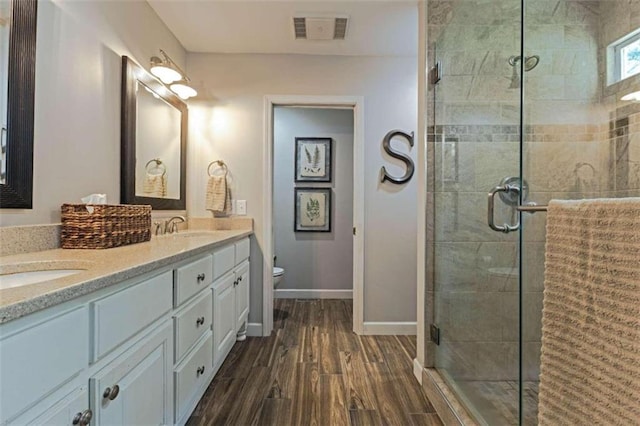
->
xmin=487 ymin=184 xmax=520 ymax=233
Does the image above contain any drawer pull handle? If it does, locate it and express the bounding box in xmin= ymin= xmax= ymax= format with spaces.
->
xmin=233 ymin=279 xmax=238 ymax=287
xmin=72 ymin=409 xmax=93 ymax=425
xmin=197 ymin=273 xmax=206 ymax=283
xmin=197 ymin=365 xmax=205 ymax=376
xmin=103 ymin=385 xmax=120 ymax=401
xmin=196 ymin=316 xmax=205 ymax=326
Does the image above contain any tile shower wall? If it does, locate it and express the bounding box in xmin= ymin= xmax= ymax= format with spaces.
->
xmin=427 ymin=0 xmax=640 ymax=384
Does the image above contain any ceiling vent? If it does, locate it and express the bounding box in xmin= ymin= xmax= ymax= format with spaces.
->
xmin=293 ymin=16 xmax=349 ymax=40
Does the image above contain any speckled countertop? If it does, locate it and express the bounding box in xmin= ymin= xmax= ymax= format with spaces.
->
xmin=0 ymin=229 xmax=252 ymax=324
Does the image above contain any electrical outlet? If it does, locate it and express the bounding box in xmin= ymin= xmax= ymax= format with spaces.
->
xmin=236 ymin=200 xmax=247 ymax=215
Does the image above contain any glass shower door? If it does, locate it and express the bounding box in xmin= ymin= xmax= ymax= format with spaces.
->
xmin=429 ymin=0 xmax=524 ymax=424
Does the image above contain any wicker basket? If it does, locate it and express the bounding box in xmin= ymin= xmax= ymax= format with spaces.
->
xmin=61 ymin=204 xmax=151 ymax=249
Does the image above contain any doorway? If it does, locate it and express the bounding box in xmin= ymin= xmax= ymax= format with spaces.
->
xmin=262 ymin=95 xmax=365 ymax=337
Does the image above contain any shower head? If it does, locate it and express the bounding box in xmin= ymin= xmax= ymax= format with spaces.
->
xmin=507 ymin=55 xmax=540 ymax=89
xmin=508 ymin=55 xmax=540 ymax=71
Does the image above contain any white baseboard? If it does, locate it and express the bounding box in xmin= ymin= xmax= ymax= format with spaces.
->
xmin=362 ymin=321 xmax=417 ymax=335
xmin=274 ymin=289 xmax=353 ymax=299
xmin=246 ymin=322 xmax=263 ymax=337
xmin=413 ymin=358 xmax=424 ymax=384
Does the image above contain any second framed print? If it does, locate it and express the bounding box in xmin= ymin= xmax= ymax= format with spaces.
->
xmin=294 ymin=187 xmax=331 ymax=232
xmin=295 ymin=137 xmax=332 ymax=182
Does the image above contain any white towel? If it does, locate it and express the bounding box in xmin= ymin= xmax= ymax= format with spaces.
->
xmin=143 ymin=173 xmax=166 ymax=197
xmin=206 ymin=175 xmax=231 ymax=215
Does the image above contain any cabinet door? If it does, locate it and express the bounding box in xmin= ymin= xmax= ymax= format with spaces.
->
xmin=234 ymin=261 xmax=250 ymax=331
xmin=212 ymin=272 xmax=236 ymax=366
xmin=27 ymin=386 xmax=89 ymax=426
xmin=0 ymin=306 xmax=88 ymax=423
xmin=90 ymin=321 xmax=173 ymax=425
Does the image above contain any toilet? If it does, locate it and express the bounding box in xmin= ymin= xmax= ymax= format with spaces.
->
xmin=273 ymin=267 xmax=284 ymax=288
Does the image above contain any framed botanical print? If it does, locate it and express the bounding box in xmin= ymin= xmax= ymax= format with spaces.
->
xmin=294 ymin=187 xmax=331 ymax=232
xmin=295 ymin=137 xmax=332 ymax=182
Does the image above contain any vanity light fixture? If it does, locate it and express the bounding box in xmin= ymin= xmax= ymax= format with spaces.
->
xmin=149 ymin=49 xmax=198 ymax=99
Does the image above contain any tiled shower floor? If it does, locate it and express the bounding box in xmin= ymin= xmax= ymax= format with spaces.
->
xmin=455 ymin=380 xmax=539 ymax=425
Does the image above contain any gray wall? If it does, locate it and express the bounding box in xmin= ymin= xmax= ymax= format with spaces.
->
xmin=187 ymin=52 xmax=418 ymax=325
xmin=273 ymin=107 xmax=354 ymax=292
xmin=0 ymin=0 xmax=185 ymax=226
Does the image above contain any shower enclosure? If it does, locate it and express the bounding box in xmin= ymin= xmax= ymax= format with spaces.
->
xmin=426 ymin=0 xmax=640 ymax=424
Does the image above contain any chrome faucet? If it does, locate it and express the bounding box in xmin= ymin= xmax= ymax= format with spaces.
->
xmin=165 ymin=215 xmax=186 ymax=234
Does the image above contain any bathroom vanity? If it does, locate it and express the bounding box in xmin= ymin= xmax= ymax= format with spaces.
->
xmin=0 ymin=230 xmax=251 ymax=426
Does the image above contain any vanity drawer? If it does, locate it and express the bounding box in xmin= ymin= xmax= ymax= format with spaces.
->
xmin=212 ymin=244 xmax=235 ymax=280
xmin=93 ymin=271 xmax=172 ymax=360
xmin=235 ymin=237 xmax=250 ymax=264
xmin=0 ymin=307 xmax=88 ymax=423
xmin=174 ymin=290 xmax=212 ymax=362
xmin=175 ymin=255 xmax=213 ymax=307
xmin=174 ymin=332 xmax=213 ymax=422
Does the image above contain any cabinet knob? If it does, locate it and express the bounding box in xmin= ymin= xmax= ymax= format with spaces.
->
xmin=197 ymin=365 xmax=205 ymax=376
xmin=233 ymin=279 xmax=238 ymax=287
xmin=197 ymin=273 xmax=206 ymax=283
xmin=196 ymin=316 xmax=205 ymax=326
xmin=72 ymin=409 xmax=93 ymax=426
xmin=103 ymin=384 xmax=120 ymax=401
xmin=238 ymin=276 xmax=243 ymax=282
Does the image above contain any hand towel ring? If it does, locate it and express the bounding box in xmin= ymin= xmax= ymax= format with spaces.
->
xmin=145 ymin=158 xmax=166 ymax=176
xmin=207 ymin=160 xmax=228 ymax=177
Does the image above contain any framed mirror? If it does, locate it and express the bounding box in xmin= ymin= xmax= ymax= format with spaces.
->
xmin=0 ymin=0 xmax=37 ymax=208
xmin=121 ymin=56 xmax=187 ymax=210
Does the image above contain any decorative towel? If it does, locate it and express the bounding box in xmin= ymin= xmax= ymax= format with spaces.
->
xmin=538 ymin=198 xmax=640 ymax=425
xmin=206 ymin=174 xmax=231 ymax=215
xmin=143 ymin=173 xmax=166 ymax=197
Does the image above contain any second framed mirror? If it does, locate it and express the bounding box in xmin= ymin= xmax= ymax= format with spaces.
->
xmin=121 ymin=56 xmax=187 ymax=210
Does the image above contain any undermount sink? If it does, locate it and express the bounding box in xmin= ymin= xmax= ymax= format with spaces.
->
xmin=0 ymin=261 xmax=93 ymax=290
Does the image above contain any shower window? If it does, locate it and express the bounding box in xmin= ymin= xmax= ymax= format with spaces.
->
xmin=609 ymin=29 xmax=640 ymax=83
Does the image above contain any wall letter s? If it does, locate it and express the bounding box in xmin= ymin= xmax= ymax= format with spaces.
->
xmin=380 ymin=130 xmax=415 ymax=185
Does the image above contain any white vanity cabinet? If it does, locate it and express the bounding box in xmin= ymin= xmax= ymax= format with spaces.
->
xmin=0 ymin=234 xmax=251 ymax=426
xmin=212 ymin=238 xmax=250 ymax=369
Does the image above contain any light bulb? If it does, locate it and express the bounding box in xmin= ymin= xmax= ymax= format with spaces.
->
xmin=170 ymin=82 xmax=197 ymax=100
xmin=150 ymin=65 xmax=182 ymax=84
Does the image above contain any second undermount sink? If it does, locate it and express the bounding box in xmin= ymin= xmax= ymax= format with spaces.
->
xmin=166 ymin=231 xmax=220 ymax=238
xmin=0 ymin=261 xmax=93 ymax=290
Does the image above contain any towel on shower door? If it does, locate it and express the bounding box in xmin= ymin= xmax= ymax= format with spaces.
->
xmin=206 ymin=175 xmax=231 ymax=215
xmin=143 ymin=173 xmax=167 ymax=197
xmin=538 ymin=198 xmax=640 ymax=425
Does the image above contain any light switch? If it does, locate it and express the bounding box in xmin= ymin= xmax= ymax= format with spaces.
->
xmin=236 ymin=200 xmax=247 ymax=215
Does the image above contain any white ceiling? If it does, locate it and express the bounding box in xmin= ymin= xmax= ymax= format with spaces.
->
xmin=147 ymin=1 xmax=419 ymax=56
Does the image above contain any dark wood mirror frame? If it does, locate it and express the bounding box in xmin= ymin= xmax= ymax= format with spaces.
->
xmin=121 ymin=56 xmax=187 ymax=210
xmin=0 ymin=0 xmax=37 ymax=209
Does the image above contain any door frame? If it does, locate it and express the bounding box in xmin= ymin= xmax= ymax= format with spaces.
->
xmin=262 ymin=95 xmax=365 ymax=336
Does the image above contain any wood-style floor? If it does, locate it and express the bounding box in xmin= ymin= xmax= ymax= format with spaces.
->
xmin=187 ymin=299 xmax=442 ymax=426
